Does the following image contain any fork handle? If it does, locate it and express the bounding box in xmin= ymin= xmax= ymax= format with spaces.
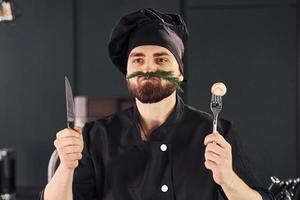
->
xmin=212 ymin=112 xmax=219 ymax=133
xmin=213 ymin=119 xmax=218 ymax=133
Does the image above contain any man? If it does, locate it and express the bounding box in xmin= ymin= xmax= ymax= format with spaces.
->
xmin=43 ymin=8 xmax=273 ymax=200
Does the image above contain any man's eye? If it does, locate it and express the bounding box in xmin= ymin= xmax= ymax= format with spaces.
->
xmin=133 ymin=58 xmax=143 ymax=63
xmin=156 ymin=58 xmax=168 ymax=64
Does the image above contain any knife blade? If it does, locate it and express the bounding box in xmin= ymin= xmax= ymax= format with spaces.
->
xmin=65 ymin=76 xmax=75 ymax=128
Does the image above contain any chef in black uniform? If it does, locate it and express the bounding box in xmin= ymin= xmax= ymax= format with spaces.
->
xmin=43 ymin=8 xmax=274 ymax=200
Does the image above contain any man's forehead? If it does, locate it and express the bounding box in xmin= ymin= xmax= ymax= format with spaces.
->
xmin=129 ymin=45 xmax=173 ymax=57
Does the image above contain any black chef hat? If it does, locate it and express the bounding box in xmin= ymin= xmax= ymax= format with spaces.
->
xmin=108 ymin=8 xmax=189 ymax=75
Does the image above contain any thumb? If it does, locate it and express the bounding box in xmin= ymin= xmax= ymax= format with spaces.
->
xmin=74 ymin=126 xmax=83 ymax=134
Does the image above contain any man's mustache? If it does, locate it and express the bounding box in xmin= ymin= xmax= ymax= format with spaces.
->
xmin=126 ymin=70 xmax=183 ymax=93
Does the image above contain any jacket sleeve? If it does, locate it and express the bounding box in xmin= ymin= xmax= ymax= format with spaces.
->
xmin=217 ymin=119 xmax=274 ymax=200
xmin=72 ymin=121 xmax=100 ymax=200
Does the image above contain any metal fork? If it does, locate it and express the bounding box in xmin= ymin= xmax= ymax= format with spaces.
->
xmin=210 ymin=94 xmax=223 ymax=133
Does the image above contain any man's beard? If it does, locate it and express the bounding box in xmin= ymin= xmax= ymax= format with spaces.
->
xmin=127 ymin=78 xmax=177 ymax=103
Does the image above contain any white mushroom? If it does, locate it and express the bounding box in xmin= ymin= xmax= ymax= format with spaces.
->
xmin=211 ymin=82 xmax=227 ymax=96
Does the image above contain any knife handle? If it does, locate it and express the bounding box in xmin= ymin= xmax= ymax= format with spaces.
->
xmin=67 ymin=121 xmax=74 ymax=129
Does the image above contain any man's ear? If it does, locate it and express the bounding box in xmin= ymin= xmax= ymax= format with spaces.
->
xmin=179 ymin=74 xmax=184 ymax=82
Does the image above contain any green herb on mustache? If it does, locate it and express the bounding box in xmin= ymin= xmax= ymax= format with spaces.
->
xmin=126 ymin=70 xmax=183 ymax=93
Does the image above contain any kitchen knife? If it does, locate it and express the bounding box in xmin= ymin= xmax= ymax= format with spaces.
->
xmin=65 ymin=76 xmax=75 ymax=129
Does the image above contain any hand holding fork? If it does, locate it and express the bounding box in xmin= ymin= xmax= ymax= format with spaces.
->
xmin=205 ymin=82 xmax=236 ymax=187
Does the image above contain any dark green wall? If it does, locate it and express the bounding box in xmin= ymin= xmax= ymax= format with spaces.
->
xmin=186 ymin=2 xmax=297 ymax=185
xmin=0 ymin=0 xmax=74 ymax=187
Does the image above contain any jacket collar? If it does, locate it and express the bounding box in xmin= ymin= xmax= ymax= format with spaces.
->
xmin=132 ymin=94 xmax=185 ymax=141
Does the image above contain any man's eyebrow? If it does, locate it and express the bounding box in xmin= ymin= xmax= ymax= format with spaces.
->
xmin=129 ymin=52 xmax=145 ymax=58
xmin=153 ymin=52 xmax=171 ymax=57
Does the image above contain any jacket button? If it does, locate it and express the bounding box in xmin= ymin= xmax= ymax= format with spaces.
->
xmin=161 ymin=185 xmax=168 ymax=192
xmin=160 ymin=144 xmax=167 ymax=152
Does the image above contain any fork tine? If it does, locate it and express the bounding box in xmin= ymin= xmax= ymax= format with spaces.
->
xmin=211 ymin=94 xmax=222 ymax=104
xmin=217 ymin=95 xmax=222 ymax=103
xmin=211 ymin=94 xmax=217 ymax=102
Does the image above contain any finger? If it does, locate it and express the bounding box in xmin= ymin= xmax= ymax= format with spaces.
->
xmin=204 ymin=160 xmax=216 ymax=170
xmin=54 ymin=139 xmax=59 ymax=152
xmin=62 ymin=145 xmax=83 ymax=154
xmin=57 ymin=137 xmax=82 ymax=148
xmin=204 ymin=132 xmax=223 ymax=145
xmin=54 ymin=139 xmax=63 ymax=156
xmin=61 ymin=160 xmax=79 ymax=170
xmin=205 ymin=142 xmax=224 ymax=156
xmin=204 ymin=132 xmax=230 ymax=149
xmin=62 ymin=153 xmax=82 ymax=161
xmin=205 ymin=151 xmax=222 ymax=165
xmin=74 ymin=126 xmax=82 ymax=134
xmin=56 ymin=128 xmax=81 ymax=139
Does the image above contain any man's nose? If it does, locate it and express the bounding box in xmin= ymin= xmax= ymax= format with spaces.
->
xmin=141 ymin=59 xmax=157 ymax=73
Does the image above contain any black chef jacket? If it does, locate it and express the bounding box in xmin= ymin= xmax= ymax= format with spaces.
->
xmin=69 ymin=95 xmax=273 ymax=200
